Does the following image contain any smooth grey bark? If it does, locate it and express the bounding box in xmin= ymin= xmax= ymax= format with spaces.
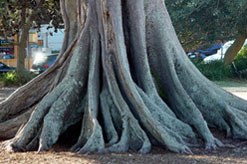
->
xmin=17 ymin=24 xmax=29 ymax=72
xmin=224 ymin=33 xmax=246 ymax=64
xmin=1 ymin=0 xmax=247 ymax=154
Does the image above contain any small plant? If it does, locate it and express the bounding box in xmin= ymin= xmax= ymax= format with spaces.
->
xmin=234 ymin=46 xmax=247 ymax=78
xmin=1 ymin=71 xmax=17 ymax=86
xmin=0 ymin=70 xmax=36 ymax=86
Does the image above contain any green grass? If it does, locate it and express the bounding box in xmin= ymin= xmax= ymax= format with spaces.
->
xmin=192 ymin=60 xmax=235 ymax=81
xmin=214 ymin=79 xmax=247 ymax=88
xmin=190 ymin=46 xmax=247 ymax=81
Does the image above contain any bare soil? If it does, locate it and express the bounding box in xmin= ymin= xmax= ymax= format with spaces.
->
xmin=1 ymin=86 xmax=247 ymax=164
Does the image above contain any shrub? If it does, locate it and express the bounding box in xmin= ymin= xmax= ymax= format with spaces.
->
xmin=0 ymin=70 xmax=36 ymax=86
xmin=234 ymin=46 xmax=247 ymax=75
xmin=192 ymin=60 xmax=235 ymax=81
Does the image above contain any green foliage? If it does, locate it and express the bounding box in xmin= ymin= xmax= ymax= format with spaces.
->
xmin=192 ymin=60 xmax=235 ymax=81
xmin=234 ymin=46 xmax=247 ymax=71
xmin=192 ymin=46 xmax=247 ymax=80
xmin=0 ymin=70 xmax=36 ymax=86
xmin=166 ymin=0 xmax=247 ymax=51
xmin=232 ymin=46 xmax=247 ymax=78
xmin=1 ymin=71 xmax=17 ymax=86
xmin=0 ymin=0 xmax=62 ymax=38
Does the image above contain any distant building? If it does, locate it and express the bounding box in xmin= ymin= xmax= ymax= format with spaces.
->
xmin=0 ymin=25 xmax=64 ymax=69
xmin=0 ymin=38 xmax=14 ymax=59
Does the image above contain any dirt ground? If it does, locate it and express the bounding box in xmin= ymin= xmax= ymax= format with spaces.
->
xmin=1 ymin=86 xmax=247 ymax=164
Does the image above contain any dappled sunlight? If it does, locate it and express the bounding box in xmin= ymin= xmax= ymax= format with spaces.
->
xmin=33 ymin=52 xmax=48 ymax=65
xmin=184 ymin=154 xmax=247 ymax=164
xmin=224 ymin=88 xmax=247 ymax=100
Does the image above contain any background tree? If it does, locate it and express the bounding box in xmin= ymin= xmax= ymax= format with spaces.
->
xmin=0 ymin=0 xmax=62 ymax=73
xmin=166 ymin=0 xmax=247 ymax=63
xmin=1 ymin=0 xmax=247 ymax=154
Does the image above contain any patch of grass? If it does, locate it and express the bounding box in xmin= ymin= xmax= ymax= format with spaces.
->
xmin=214 ymin=79 xmax=247 ymax=87
xmin=192 ymin=60 xmax=235 ymax=81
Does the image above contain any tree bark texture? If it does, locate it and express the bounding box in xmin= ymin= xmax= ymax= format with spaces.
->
xmin=17 ymin=20 xmax=30 ymax=72
xmin=224 ymin=33 xmax=246 ymax=64
xmin=1 ymin=0 xmax=247 ymax=154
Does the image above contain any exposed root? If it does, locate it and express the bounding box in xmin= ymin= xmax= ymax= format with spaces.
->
xmin=70 ymin=103 xmax=105 ymax=153
xmin=38 ymin=81 xmax=86 ymax=151
xmin=7 ymin=17 xmax=90 ymax=151
xmin=0 ymin=108 xmax=33 ymax=139
xmin=136 ymin=85 xmax=196 ymax=143
xmin=9 ymin=88 xmax=64 ymax=151
xmin=75 ymin=117 xmax=105 ymax=154
xmin=37 ymin=15 xmax=91 ymax=151
xmin=174 ymin=53 xmax=247 ymax=141
xmin=100 ymin=86 xmax=119 ymax=146
xmin=225 ymin=106 xmax=247 ymax=139
xmin=162 ymin=55 xmax=218 ymax=149
xmin=143 ymin=0 xmax=247 ymax=150
xmin=0 ymin=21 xmax=82 ymax=123
xmin=217 ymin=87 xmax=247 ymax=113
xmin=122 ymin=0 xmax=175 ymax=118
xmin=103 ymin=52 xmax=190 ymax=154
xmin=101 ymin=82 xmax=151 ymax=154
xmin=106 ymin=118 xmax=129 ymax=153
xmin=72 ymin=18 xmax=105 ymax=153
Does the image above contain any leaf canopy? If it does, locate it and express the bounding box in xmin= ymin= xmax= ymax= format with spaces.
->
xmin=166 ymin=0 xmax=247 ymax=50
xmin=0 ymin=0 xmax=62 ymax=38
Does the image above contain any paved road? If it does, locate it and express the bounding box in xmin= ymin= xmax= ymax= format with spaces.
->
xmin=223 ymin=87 xmax=247 ymax=100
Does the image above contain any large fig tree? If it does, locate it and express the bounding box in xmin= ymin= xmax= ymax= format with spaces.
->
xmin=1 ymin=0 xmax=247 ymax=154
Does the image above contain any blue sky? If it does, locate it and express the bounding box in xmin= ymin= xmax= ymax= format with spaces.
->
xmin=37 ymin=25 xmax=64 ymax=51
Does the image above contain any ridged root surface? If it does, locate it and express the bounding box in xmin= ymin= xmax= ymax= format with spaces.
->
xmin=1 ymin=0 xmax=247 ymax=154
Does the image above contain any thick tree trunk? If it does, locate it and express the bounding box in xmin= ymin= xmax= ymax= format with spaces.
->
xmin=224 ymin=33 xmax=246 ymax=64
xmin=1 ymin=0 xmax=247 ymax=154
xmin=17 ymin=0 xmax=45 ymax=72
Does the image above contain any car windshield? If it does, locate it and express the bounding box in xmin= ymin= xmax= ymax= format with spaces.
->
xmin=46 ymin=55 xmax=57 ymax=65
xmin=0 ymin=62 xmax=7 ymax=68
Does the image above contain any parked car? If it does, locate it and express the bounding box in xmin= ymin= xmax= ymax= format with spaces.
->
xmin=203 ymin=39 xmax=247 ymax=63
xmin=203 ymin=41 xmax=234 ymax=63
xmin=3 ymin=54 xmax=14 ymax=59
xmin=0 ymin=62 xmax=15 ymax=73
xmin=31 ymin=53 xmax=58 ymax=74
